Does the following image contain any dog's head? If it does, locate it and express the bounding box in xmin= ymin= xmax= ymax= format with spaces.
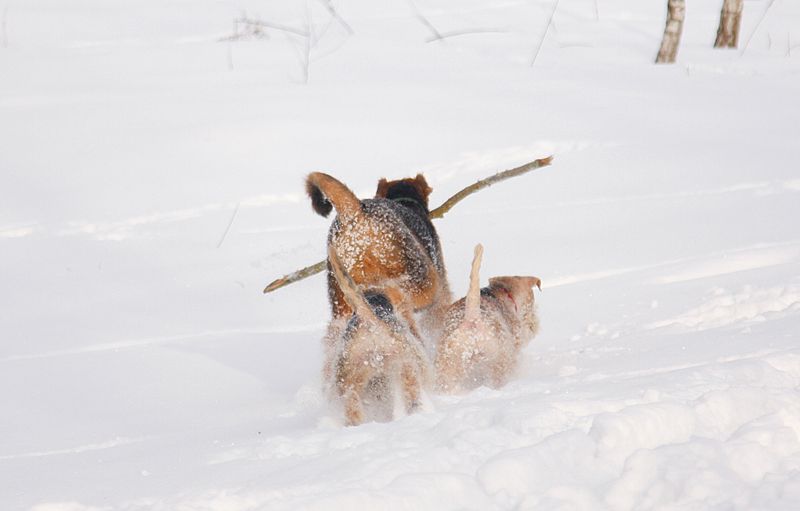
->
xmin=488 ymin=276 xmax=541 ymax=342
xmin=375 ymin=174 xmax=433 ymax=212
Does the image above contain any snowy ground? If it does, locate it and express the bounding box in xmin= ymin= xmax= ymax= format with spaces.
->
xmin=2 ymin=0 xmax=800 ymax=509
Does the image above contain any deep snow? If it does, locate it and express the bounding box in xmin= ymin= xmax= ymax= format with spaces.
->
xmin=1 ymin=0 xmax=800 ymax=510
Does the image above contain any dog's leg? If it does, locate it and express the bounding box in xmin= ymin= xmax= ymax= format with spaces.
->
xmin=435 ymin=336 xmax=470 ymax=393
xmin=337 ymin=354 xmax=370 ymax=426
xmin=488 ymin=351 xmax=514 ymax=389
xmin=400 ymin=363 xmax=422 ymax=414
xmin=342 ymin=387 xmax=365 ymax=426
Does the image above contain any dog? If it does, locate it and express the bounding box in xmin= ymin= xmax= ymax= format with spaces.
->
xmin=435 ymin=244 xmax=541 ymax=393
xmin=306 ymin=172 xmax=451 ymax=346
xmin=325 ymin=245 xmax=431 ymax=426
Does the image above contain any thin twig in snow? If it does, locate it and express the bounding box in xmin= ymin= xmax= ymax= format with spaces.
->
xmin=316 ymin=0 xmax=353 ymax=35
xmin=531 ymin=0 xmax=561 ymax=67
xmin=217 ymin=203 xmax=240 ymax=249
xmin=221 ymin=17 xmax=308 ymax=40
xmin=407 ymin=0 xmax=444 ymax=42
xmin=425 ymin=28 xmax=508 ymax=44
xmin=594 ymin=0 xmax=600 ymax=21
xmin=741 ymin=0 xmax=776 ymax=56
xmin=311 ymin=14 xmax=334 ymax=48
xmin=787 ymin=32 xmax=800 ymax=58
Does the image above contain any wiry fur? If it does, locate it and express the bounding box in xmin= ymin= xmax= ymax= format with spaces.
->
xmin=375 ymin=174 xmax=432 ymax=215
xmin=374 ymin=174 xmax=446 ymax=289
xmin=325 ymin=245 xmax=431 ymax=426
xmin=306 ymin=172 xmax=451 ymax=346
xmin=435 ymin=244 xmax=541 ymax=393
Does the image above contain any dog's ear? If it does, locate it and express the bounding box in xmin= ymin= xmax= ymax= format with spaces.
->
xmin=413 ymin=174 xmax=433 ymax=204
xmin=375 ymin=175 xmax=432 ymax=207
xmin=306 ymin=177 xmax=332 ymax=217
xmin=489 ymin=276 xmax=541 ymax=308
xmin=375 ymin=178 xmax=390 ymax=198
xmin=524 ymin=276 xmax=542 ymax=292
xmin=490 ymin=276 xmax=541 ymax=292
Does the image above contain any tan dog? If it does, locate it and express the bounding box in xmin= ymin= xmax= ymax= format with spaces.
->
xmin=435 ymin=244 xmax=541 ymax=393
xmin=325 ymin=245 xmax=431 ymax=426
xmin=306 ymin=172 xmax=451 ymax=346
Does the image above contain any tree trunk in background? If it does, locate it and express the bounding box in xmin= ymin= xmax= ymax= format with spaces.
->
xmin=656 ymin=0 xmax=686 ymax=63
xmin=714 ymin=0 xmax=743 ymax=48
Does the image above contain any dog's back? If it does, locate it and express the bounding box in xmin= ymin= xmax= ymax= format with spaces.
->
xmin=307 ymin=172 xmax=450 ymax=333
xmin=375 ymin=174 xmax=446 ymax=279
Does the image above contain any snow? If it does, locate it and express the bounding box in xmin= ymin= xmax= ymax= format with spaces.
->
xmin=1 ymin=0 xmax=799 ymax=509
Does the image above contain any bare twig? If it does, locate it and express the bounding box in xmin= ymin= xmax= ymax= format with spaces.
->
xmin=425 ymin=28 xmax=508 ymax=44
xmin=242 ymin=18 xmax=308 ymax=37
xmin=264 ymin=260 xmax=327 ymax=294
xmin=316 ymin=0 xmax=354 ymax=35
xmin=786 ymin=33 xmax=800 ymax=57
xmin=531 ymin=0 xmax=561 ymax=67
xmin=429 ymin=156 xmax=553 ymax=219
xmin=280 ymin=5 xmax=313 ymax=84
xmin=594 ymin=0 xmax=600 ymax=21
xmin=787 ymin=32 xmax=799 ymax=58
xmin=408 ymin=0 xmax=505 ymax=44
xmin=220 ymin=17 xmax=308 ymax=41
xmin=741 ymin=0 xmax=776 ymax=56
xmin=408 ymin=0 xmax=444 ymax=41
xmin=263 ymin=155 xmax=554 ymax=293
xmin=221 ymin=3 xmax=350 ymax=81
xmin=217 ymin=203 xmax=240 ymax=249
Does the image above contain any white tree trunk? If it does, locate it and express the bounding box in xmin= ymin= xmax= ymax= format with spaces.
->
xmin=656 ymin=0 xmax=686 ymax=64
xmin=714 ymin=0 xmax=743 ymax=48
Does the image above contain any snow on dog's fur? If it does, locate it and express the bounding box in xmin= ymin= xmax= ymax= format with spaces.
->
xmin=325 ymin=245 xmax=431 ymax=426
xmin=435 ymin=244 xmax=541 ymax=393
xmin=306 ymin=172 xmax=451 ymax=348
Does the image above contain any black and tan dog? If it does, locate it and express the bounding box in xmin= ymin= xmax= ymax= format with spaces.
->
xmin=325 ymin=245 xmax=431 ymax=426
xmin=306 ymin=172 xmax=451 ymax=345
xmin=435 ymin=244 xmax=541 ymax=393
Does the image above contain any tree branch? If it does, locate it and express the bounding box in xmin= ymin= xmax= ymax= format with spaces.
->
xmin=428 ymin=155 xmax=553 ymax=219
xmin=531 ymin=0 xmax=561 ymax=66
xmin=741 ymin=0 xmax=776 ymax=56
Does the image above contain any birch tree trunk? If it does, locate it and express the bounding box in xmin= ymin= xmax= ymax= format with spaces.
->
xmin=714 ymin=0 xmax=743 ymax=48
xmin=656 ymin=0 xmax=686 ymax=63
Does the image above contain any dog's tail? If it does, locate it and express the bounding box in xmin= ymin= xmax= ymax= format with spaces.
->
xmin=327 ymin=245 xmax=381 ymax=324
xmin=464 ymin=243 xmax=484 ymax=323
xmin=306 ymin=172 xmax=362 ymax=219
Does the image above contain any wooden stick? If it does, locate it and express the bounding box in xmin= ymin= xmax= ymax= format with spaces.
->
xmin=429 ymin=155 xmax=552 ymax=219
xmin=263 ymin=260 xmax=327 ymax=293
xmin=263 ymin=155 xmax=553 ymax=293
